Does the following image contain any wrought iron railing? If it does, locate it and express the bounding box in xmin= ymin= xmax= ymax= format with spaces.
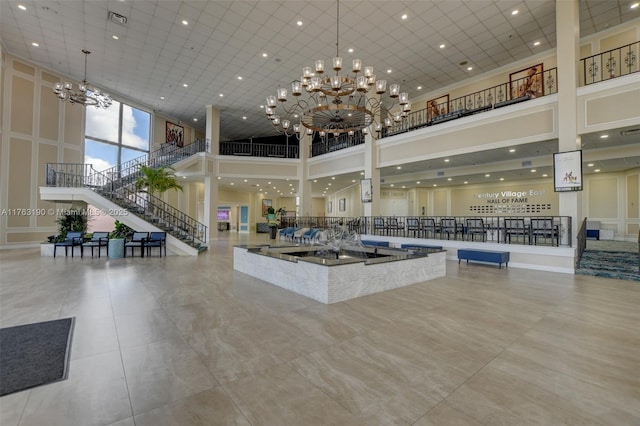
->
xmin=277 ymin=214 xmax=572 ymax=247
xmin=581 ymin=41 xmax=639 ymax=85
xmin=219 ymin=140 xmax=298 ymax=158
xmin=576 ymin=217 xmax=587 ymax=269
xmin=310 ymin=132 xmax=366 ymax=157
xmin=385 ymin=68 xmax=558 ymax=136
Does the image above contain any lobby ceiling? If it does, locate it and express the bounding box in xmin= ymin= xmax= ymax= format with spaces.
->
xmin=1 ymin=0 xmax=638 ymax=142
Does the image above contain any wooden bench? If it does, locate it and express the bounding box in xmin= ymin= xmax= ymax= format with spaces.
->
xmin=457 ymin=249 xmax=510 ymax=269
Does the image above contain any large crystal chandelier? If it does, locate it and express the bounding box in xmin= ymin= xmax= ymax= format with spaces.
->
xmin=265 ymin=0 xmax=410 ymax=139
xmin=53 ymin=50 xmax=113 ymax=109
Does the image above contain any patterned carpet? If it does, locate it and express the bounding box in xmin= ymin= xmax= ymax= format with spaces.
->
xmin=578 ymin=241 xmax=639 ymax=282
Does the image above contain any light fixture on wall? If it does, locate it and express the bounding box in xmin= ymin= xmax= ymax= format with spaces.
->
xmin=53 ymin=49 xmax=113 ymax=109
xmin=265 ymin=0 xmax=410 ymax=140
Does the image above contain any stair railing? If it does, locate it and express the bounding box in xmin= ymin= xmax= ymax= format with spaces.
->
xmin=45 ymin=162 xmax=208 ymax=248
xmin=575 ymin=217 xmax=587 ymax=270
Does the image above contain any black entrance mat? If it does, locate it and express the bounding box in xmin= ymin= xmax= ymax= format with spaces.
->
xmin=0 ymin=317 xmax=75 ymax=396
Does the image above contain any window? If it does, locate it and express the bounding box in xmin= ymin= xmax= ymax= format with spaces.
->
xmin=84 ymin=100 xmax=151 ymax=172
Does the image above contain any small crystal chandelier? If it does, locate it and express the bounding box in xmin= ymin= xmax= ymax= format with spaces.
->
xmin=265 ymin=0 xmax=410 ymax=140
xmin=53 ymin=49 xmax=113 ymax=109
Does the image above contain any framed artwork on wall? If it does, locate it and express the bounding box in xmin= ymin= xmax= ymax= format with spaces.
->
xmin=166 ymin=121 xmax=184 ymax=147
xmin=553 ymin=150 xmax=583 ymax=192
xmin=360 ymin=179 xmax=372 ymax=203
xmin=339 ymin=198 xmax=346 ymax=212
xmin=327 ymin=201 xmax=333 ymax=213
xmin=426 ymin=94 xmax=449 ymax=120
xmin=261 ymin=199 xmax=272 ymax=216
xmin=509 ymin=63 xmax=543 ymax=99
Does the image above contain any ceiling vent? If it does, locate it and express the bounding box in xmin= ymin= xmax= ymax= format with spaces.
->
xmin=437 ymin=171 xmax=445 ymax=177
xmin=522 ymin=160 xmax=532 ymax=167
xmin=108 ymin=11 xmax=128 ymax=26
xmin=620 ymin=128 xmax=640 ymax=136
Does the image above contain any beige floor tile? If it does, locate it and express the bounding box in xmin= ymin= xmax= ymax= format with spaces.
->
xmin=105 ymin=417 xmax=136 ymax=426
xmin=18 ymin=351 xmax=132 ymax=426
xmin=445 ymin=365 xmax=606 ymax=425
xmin=121 ymin=337 xmax=217 ymax=414
xmin=134 ymin=388 xmax=250 ymax=426
xmin=224 ymin=364 xmax=373 ymax=426
xmin=70 ymin=316 xmax=119 ymax=360
xmin=114 ymin=309 xmax=184 ymax=349
xmin=0 ymin=389 xmax=30 ymax=426
xmin=413 ymin=402 xmax=484 ymax=426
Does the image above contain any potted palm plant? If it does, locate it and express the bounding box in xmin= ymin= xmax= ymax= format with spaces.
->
xmin=136 ymin=165 xmax=183 ymax=196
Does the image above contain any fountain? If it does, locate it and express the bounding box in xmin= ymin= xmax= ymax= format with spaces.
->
xmin=233 ymin=225 xmax=446 ymax=304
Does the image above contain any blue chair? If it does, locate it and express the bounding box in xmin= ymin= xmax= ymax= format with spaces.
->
xmin=82 ymin=231 xmax=110 ymax=257
xmin=125 ymin=232 xmax=149 ymax=258
xmin=145 ymin=232 xmax=167 ymax=256
xmin=54 ymin=231 xmax=84 ymax=258
xmin=284 ymin=227 xmax=298 ymax=241
xmin=303 ymin=228 xmax=320 ymax=243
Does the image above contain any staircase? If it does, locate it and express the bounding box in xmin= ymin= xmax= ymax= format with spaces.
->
xmin=44 ymin=140 xmax=209 ymax=254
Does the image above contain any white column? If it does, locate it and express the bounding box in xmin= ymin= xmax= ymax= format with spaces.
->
xmin=205 ymin=105 xmax=220 ymax=154
xmin=363 ymin=132 xmax=380 ymax=217
xmin=556 ymin=0 xmax=582 ymax=247
xmin=297 ymin=132 xmax=313 ymax=217
xmin=203 ymin=175 xmax=218 ymax=242
xmin=203 ymin=105 xmax=220 ymax=241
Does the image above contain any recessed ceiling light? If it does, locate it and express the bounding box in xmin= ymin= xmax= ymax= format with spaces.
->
xmin=296 ymin=20 xmax=303 ymax=26
xmin=348 ymin=48 xmax=354 ymax=53
xmin=500 ymin=177 xmax=505 ymax=181
xmin=112 ymin=35 xmax=119 ymax=40
xmin=244 ymin=179 xmax=248 ymax=182
xmin=242 ymin=116 xmax=247 ymax=120
xmin=401 ymin=13 xmax=408 ymax=20
xmin=511 ymin=9 xmax=519 ymax=15
xmin=533 ymin=41 xmax=541 ymax=46
xmin=230 ymin=182 xmax=234 ymax=185
xmin=439 ymin=44 xmax=445 ymax=49
xmin=352 ymin=179 xmax=356 ymax=183
xmin=402 ymin=186 xmax=406 ymax=189
xmin=267 ymin=181 xmax=271 ymax=184
xmin=600 ymin=134 xmax=608 ymax=138
xmin=18 ymin=4 xmax=26 ymax=10
xmin=183 ymin=83 xmax=188 ymax=87
xmin=542 ymin=174 xmax=548 ymax=177
xmin=313 ymin=179 xmax=317 ymax=182
xmin=595 ymin=169 xmax=601 ymax=172
xmin=160 ymin=96 xmax=165 ymax=100
xmin=328 ymin=183 xmax=332 ymax=186
xmin=433 ymin=184 xmax=437 ymax=187
xmin=182 ymin=20 xmax=188 ymax=25
xmin=467 ymin=66 xmax=473 ymax=71
xmin=219 ymin=93 xmax=224 ymax=97
xmin=416 ymin=181 xmax=421 ymax=184
xmin=182 ymin=176 xmax=186 ymax=179
xmin=217 ymin=176 xmax=221 ymax=179
xmin=396 ymin=166 xmax=401 ymax=170
xmin=193 ymin=118 xmax=198 ymax=122
xmin=390 ymin=184 xmax=394 ymax=187
xmin=417 ymin=86 xmax=422 ymax=90
xmin=464 ymin=181 xmax=468 ymax=184
xmin=444 ymin=159 xmax=450 ymax=162
xmin=531 ymin=169 xmax=537 ymax=172
xmin=485 ymin=174 xmax=490 ymax=177
xmin=447 ymin=178 xmax=452 ymax=181
xmin=588 ymin=163 xmax=594 ymax=167
xmin=631 ymin=2 xmax=639 ymax=9
xmin=31 ymin=42 xmax=39 ymax=47
xmin=331 ymin=176 xmax=335 ymax=179
xmin=237 ymin=76 xmax=242 ymax=80
xmin=387 ymin=69 xmax=392 ymax=74
xmin=259 ymin=105 xmax=264 ymax=109
xmin=262 ymin=52 xmax=268 ymax=57
xmin=509 ymin=148 xmax=516 ymax=153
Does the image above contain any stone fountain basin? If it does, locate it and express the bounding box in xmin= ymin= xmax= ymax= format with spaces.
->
xmin=233 ymin=245 xmax=446 ymax=304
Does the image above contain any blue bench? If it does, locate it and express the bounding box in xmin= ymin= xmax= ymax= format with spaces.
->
xmin=361 ymin=240 xmax=389 ymax=247
xmin=458 ymin=249 xmax=509 ymax=269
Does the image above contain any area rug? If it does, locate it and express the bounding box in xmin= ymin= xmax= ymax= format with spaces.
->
xmin=577 ymin=250 xmax=639 ymax=282
xmin=0 ymin=317 xmax=75 ymax=396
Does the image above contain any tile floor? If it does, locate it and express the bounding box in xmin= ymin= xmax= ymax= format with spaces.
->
xmin=1 ymin=233 xmax=639 ymax=425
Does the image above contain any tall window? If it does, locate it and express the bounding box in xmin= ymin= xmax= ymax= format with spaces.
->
xmin=84 ymin=100 xmax=151 ymax=172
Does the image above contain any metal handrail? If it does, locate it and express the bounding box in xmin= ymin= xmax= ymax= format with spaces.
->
xmin=45 ymin=156 xmax=208 ymax=247
xmin=219 ymin=140 xmax=298 ymax=158
xmin=576 ymin=217 xmax=588 ymax=269
xmin=581 ymin=41 xmax=640 ymax=85
xmin=385 ymin=68 xmax=558 ymax=137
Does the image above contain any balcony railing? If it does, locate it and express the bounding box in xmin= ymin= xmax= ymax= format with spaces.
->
xmin=310 ymin=132 xmax=366 ymax=157
xmin=581 ymin=41 xmax=639 ymax=85
xmin=220 ymin=140 xmax=298 ymax=158
xmin=385 ymin=68 xmax=558 ymax=137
